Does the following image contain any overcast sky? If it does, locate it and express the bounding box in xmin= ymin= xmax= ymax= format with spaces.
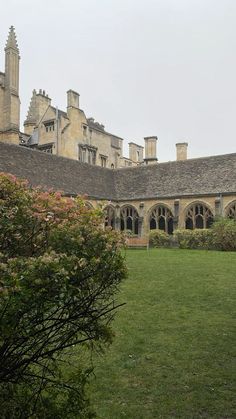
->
xmin=0 ymin=0 xmax=236 ymax=161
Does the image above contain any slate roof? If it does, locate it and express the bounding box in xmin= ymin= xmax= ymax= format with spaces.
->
xmin=0 ymin=142 xmax=235 ymax=201
xmin=114 ymin=153 xmax=236 ymax=200
xmin=0 ymin=142 xmax=115 ymax=200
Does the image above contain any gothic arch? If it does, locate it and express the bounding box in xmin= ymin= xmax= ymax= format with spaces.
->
xmin=225 ymin=201 xmax=236 ymax=220
xmin=104 ymin=205 xmax=115 ymax=229
xmin=184 ymin=201 xmax=214 ymax=229
xmin=120 ymin=205 xmax=139 ymax=235
xmin=148 ymin=204 xmax=174 ymax=234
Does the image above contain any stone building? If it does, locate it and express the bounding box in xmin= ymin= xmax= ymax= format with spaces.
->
xmin=23 ymin=86 xmax=157 ymax=168
xmin=0 ymin=27 xmax=236 ymax=236
xmin=0 ymin=142 xmax=235 ymax=237
xmin=0 ymin=27 xmax=152 ymax=169
xmin=23 ymin=88 xmax=126 ymax=169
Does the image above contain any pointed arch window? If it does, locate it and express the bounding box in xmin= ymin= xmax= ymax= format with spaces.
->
xmin=226 ymin=201 xmax=236 ymax=220
xmin=185 ymin=203 xmax=214 ymax=229
xmin=120 ymin=206 xmax=139 ymax=235
xmin=149 ymin=205 xmax=173 ymax=234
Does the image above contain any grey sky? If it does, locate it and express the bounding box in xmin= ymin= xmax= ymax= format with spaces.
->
xmin=0 ymin=0 xmax=236 ymax=161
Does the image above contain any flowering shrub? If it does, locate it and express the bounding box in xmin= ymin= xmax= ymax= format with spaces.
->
xmin=174 ymin=221 xmax=236 ymax=251
xmin=211 ymin=218 xmax=236 ymax=251
xmin=149 ymin=229 xmax=170 ymax=247
xmin=0 ymin=173 xmax=126 ymax=418
xmin=173 ymin=228 xmax=214 ymax=249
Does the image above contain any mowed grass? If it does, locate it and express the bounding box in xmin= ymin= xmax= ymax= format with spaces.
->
xmin=89 ymin=249 xmax=236 ymax=419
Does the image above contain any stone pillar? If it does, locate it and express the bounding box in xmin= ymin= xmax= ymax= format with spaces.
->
xmin=115 ymin=218 xmax=121 ymax=231
xmin=173 ymin=199 xmax=180 ymax=230
xmin=215 ymin=196 xmax=223 ymax=217
xmin=115 ymin=206 xmax=121 ymax=231
xmin=138 ymin=217 xmax=143 ymax=237
xmin=139 ymin=202 xmax=145 ymax=236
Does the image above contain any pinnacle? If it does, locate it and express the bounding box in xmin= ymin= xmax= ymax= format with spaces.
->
xmin=5 ymin=26 xmax=19 ymax=52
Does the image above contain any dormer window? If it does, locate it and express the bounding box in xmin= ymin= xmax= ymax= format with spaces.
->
xmin=44 ymin=121 xmax=55 ymax=133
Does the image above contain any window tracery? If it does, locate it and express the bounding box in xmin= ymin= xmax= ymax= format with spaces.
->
xmin=149 ymin=205 xmax=173 ymax=234
xmin=185 ymin=203 xmax=213 ymax=229
xmin=226 ymin=201 xmax=236 ymax=220
xmin=120 ymin=206 xmax=139 ymax=234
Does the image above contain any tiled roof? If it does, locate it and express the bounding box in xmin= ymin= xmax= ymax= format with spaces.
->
xmin=114 ymin=154 xmax=236 ymax=200
xmin=0 ymin=142 xmax=235 ymax=201
xmin=0 ymin=142 xmax=115 ymax=200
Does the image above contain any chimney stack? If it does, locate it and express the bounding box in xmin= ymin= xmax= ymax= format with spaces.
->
xmin=67 ymin=89 xmax=80 ymax=109
xmin=144 ymin=136 xmax=158 ymax=165
xmin=176 ymin=142 xmax=188 ymax=161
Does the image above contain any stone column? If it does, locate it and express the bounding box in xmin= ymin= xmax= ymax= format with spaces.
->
xmin=115 ymin=206 xmax=121 ymax=231
xmin=215 ymin=196 xmax=223 ymax=217
xmin=173 ymin=199 xmax=180 ymax=230
xmin=139 ymin=202 xmax=145 ymax=236
xmin=138 ymin=217 xmax=143 ymax=237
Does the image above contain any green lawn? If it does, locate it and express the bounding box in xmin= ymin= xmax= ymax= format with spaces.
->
xmin=89 ymin=249 xmax=236 ymax=419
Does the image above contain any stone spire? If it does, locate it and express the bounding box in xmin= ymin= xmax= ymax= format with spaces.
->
xmin=4 ymin=26 xmax=20 ymax=93
xmin=0 ymin=26 xmax=21 ymax=144
xmin=5 ymin=26 xmax=19 ymax=53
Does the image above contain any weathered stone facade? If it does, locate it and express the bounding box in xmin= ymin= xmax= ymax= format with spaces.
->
xmin=0 ymin=28 xmax=156 ymax=169
xmin=0 ymin=27 xmax=235 ymax=236
xmin=22 ymin=88 xmax=159 ymax=169
xmin=23 ymin=89 xmax=126 ymax=169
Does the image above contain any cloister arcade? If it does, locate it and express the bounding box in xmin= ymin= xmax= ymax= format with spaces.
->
xmin=92 ymin=199 xmax=236 ymax=236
